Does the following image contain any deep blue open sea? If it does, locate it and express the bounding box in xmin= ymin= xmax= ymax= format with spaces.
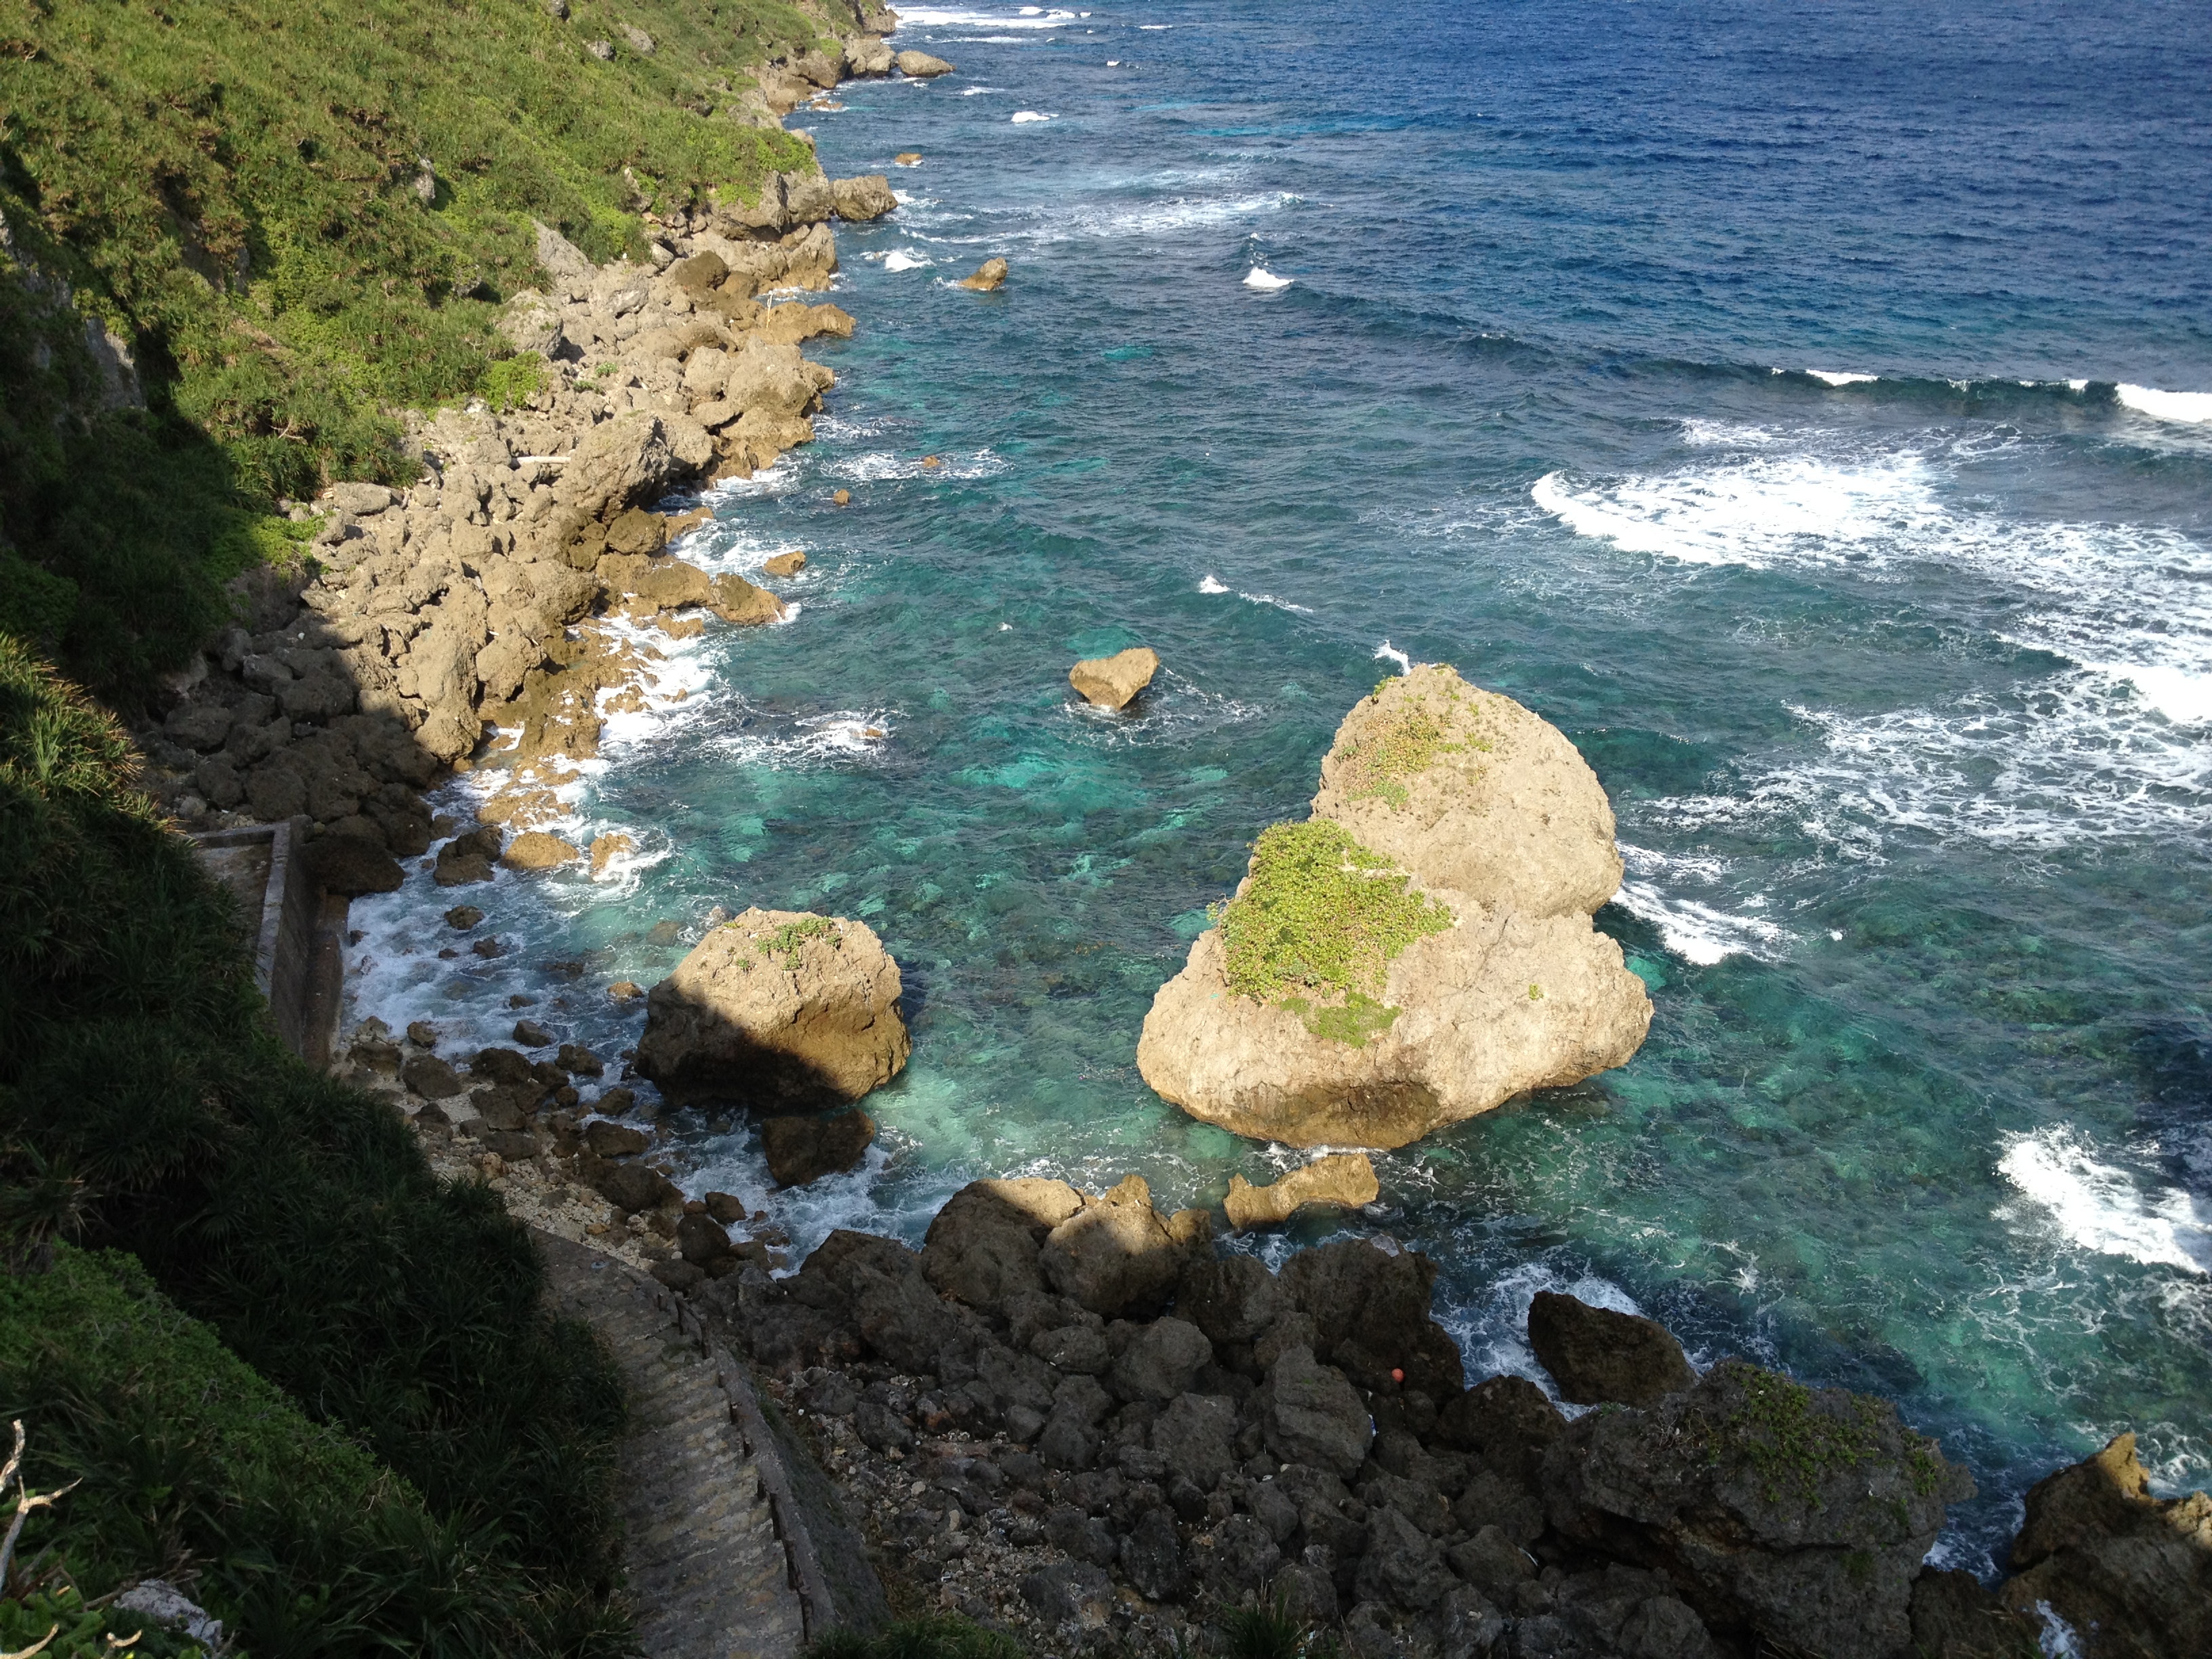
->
xmin=349 ymin=0 xmax=2212 ymax=1572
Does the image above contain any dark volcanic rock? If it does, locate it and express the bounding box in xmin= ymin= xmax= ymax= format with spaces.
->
xmin=1110 ymin=1317 xmax=1212 ymax=1403
xmin=1179 ymin=1252 xmax=1289 ymax=1345
xmin=401 ymin=1053 xmax=465 ymax=1099
xmin=1912 ymin=1570 xmax=2041 ymax=1659
xmin=303 ymin=834 xmax=405 ymax=894
xmin=588 ymin=1160 xmax=682 ymax=1215
xmin=760 ymin=1108 xmax=875 ymax=1186
xmin=1999 ymin=1431 xmax=2212 ymax=1659
xmin=1528 ymin=1289 xmax=1697 ymax=1407
xmin=921 ymin=1176 xmax=1084 ymax=1315
xmin=1261 ymin=1346 xmax=1373 ymax=1479
xmin=1020 ymin=1561 xmax=1113 ymax=1626
xmin=1281 ymin=1238 xmax=1465 ymax=1397
xmin=1039 ymin=1175 xmax=1185 ymax=1318
xmin=1121 ymin=1506 xmax=1187 ymax=1601
xmin=1434 ymin=1373 xmax=1565 ymax=1487
xmin=1541 ymin=1357 xmax=1975 ymax=1659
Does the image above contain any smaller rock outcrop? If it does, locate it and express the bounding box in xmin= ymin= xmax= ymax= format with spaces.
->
xmin=1999 ymin=1431 xmax=2212 ymax=1659
xmin=1223 ymin=1153 xmax=1379 ymax=1230
xmin=500 ymin=830 xmax=581 ymax=871
xmin=959 ymin=257 xmax=1009 ymax=292
xmin=1527 ymin=1290 xmax=1696 ymax=1407
xmin=634 ymin=909 xmax=909 ymax=1107
xmin=896 ymin=49 xmax=953 ymax=77
xmin=761 ymin=1109 xmax=877 ymax=1187
xmin=1069 ymin=646 xmax=1159 ymax=710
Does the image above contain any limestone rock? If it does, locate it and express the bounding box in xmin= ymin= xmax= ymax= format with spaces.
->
xmin=762 ymin=550 xmax=807 ymax=577
xmin=500 ymin=830 xmax=581 ymax=872
xmin=959 ymin=257 xmax=1009 ymax=292
xmin=1541 ymin=1357 xmax=1975 ymax=1659
xmin=633 ymin=908 xmax=909 ymax=1107
xmin=1998 ymin=1432 xmax=2212 ymax=1659
xmin=1528 ymin=1290 xmax=1696 ymax=1408
xmin=1069 ymin=645 xmax=1158 ymax=710
xmin=845 ymin=35 xmax=894 ymax=77
xmin=1137 ymin=665 xmax=1652 ymax=1149
xmin=897 ymin=49 xmax=954 ymax=77
xmin=533 ymin=219 xmax=593 ymax=286
xmin=589 ymin=832 xmax=634 ymax=876
xmin=832 ymin=174 xmax=899 ymax=221
xmin=1224 ymin=1153 xmax=1378 ymax=1230
xmin=761 ymin=1109 xmax=877 ymax=1187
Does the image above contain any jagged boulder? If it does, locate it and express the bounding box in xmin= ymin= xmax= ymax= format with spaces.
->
xmin=1069 ymin=645 xmax=1157 ymax=710
xmin=633 ymin=909 xmax=909 ymax=1106
xmin=1541 ymin=1358 xmax=1975 ymax=1659
xmin=1998 ymin=1432 xmax=2212 ymax=1659
xmin=1528 ymin=1289 xmax=1697 ymax=1407
xmin=1038 ymin=1175 xmax=1186 ymax=1319
xmin=922 ymin=1177 xmax=1085 ymax=1315
xmin=1137 ymin=665 xmax=1651 ymax=1149
xmin=832 ymin=174 xmax=898 ymax=221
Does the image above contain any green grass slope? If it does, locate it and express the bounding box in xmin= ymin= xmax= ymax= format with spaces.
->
xmin=0 ymin=0 xmax=846 ymax=693
xmin=0 ymin=634 xmax=630 ymax=1652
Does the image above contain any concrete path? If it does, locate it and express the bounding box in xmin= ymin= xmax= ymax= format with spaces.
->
xmin=537 ymin=1234 xmax=808 ymax=1659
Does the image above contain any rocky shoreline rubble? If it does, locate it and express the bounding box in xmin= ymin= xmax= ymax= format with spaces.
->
xmin=127 ymin=12 xmax=930 ymax=869
xmin=638 ymin=1171 xmax=2204 ymax=1659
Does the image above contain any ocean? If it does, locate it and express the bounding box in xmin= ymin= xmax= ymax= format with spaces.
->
xmin=346 ymin=0 xmax=2212 ymax=1572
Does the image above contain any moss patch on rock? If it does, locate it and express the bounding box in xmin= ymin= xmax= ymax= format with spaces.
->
xmin=1216 ymin=819 xmax=1452 ymax=1042
xmin=1334 ymin=673 xmax=1493 ymax=809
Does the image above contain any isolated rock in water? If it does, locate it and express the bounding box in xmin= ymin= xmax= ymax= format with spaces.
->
xmin=761 ymin=1109 xmax=876 ymax=1187
xmin=959 ymin=257 xmax=1009 ymax=291
xmin=588 ymin=832 xmax=634 ymax=876
xmin=633 ymin=909 xmax=909 ymax=1106
xmin=895 ymin=151 xmax=924 ymax=167
xmin=1998 ymin=1431 xmax=2212 ymax=1659
xmin=896 ymin=49 xmax=954 ymax=77
xmin=434 ymin=825 xmax=501 ymax=886
xmin=501 ymin=830 xmax=581 ymax=871
xmin=1069 ymin=645 xmax=1158 ymax=710
xmin=762 ymin=550 xmax=807 ymax=577
xmin=1528 ymin=1289 xmax=1696 ymax=1407
xmin=1542 ymin=1357 xmax=1975 ymax=1659
xmin=1137 ymin=664 xmax=1651 ymax=1149
xmin=832 ymin=174 xmax=899 ymax=221
xmin=1223 ymin=1153 xmax=1379 ymax=1230
xmin=922 ymin=1177 xmax=1085 ymax=1315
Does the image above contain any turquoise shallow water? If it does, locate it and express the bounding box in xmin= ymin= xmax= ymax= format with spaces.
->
xmin=350 ymin=0 xmax=2212 ymax=1574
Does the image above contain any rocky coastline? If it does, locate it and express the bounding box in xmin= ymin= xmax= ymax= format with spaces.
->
xmin=110 ymin=15 xmax=2212 ymax=1658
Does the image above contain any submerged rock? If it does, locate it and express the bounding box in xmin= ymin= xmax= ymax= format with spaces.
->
xmin=633 ymin=908 xmax=910 ymax=1106
xmin=1223 ymin=1152 xmax=1379 ymax=1230
xmin=1136 ymin=665 xmax=1651 ymax=1148
xmin=1069 ymin=644 xmax=1156 ymax=710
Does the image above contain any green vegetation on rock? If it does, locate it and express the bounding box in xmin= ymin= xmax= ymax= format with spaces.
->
xmin=1710 ymin=1359 xmax=1945 ymax=1508
xmin=1215 ymin=819 xmax=1453 ymax=1042
xmin=0 ymin=636 xmax=630 ymax=1654
xmin=759 ymin=914 xmax=841 ymax=957
xmin=0 ymin=0 xmax=834 ymax=693
xmin=1335 ymin=674 xmax=1488 ymax=809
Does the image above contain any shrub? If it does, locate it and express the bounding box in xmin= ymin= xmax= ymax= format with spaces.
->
xmin=1214 ymin=819 xmax=1453 ymax=1042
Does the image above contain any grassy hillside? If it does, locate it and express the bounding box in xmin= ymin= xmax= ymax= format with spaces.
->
xmin=0 ymin=506 xmax=627 ymax=1651
xmin=0 ymin=0 xmax=846 ymax=693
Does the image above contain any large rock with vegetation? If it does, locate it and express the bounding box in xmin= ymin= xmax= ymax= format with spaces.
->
xmin=1542 ymin=1357 xmax=1975 ymax=1659
xmin=1137 ymin=665 xmax=1650 ymax=1148
xmin=634 ymin=909 xmax=909 ymax=1107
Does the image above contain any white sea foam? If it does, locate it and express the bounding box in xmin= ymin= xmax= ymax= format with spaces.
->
xmin=1996 ymin=1127 xmax=2212 ymax=1275
xmin=1197 ymin=574 xmax=1229 ymax=594
xmin=1612 ymin=845 xmax=1790 ymax=964
xmin=882 ymin=247 xmax=933 ymax=271
xmin=895 ymin=5 xmax=1075 ymax=28
xmin=1806 ymin=369 xmax=1879 ymax=387
xmin=1010 ymin=110 xmax=1055 ymax=123
xmin=830 ymin=448 xmax=1005 ymax=483
xmin=2116 ymin=384 xmax=2212 ymax=424
xmin=707 ymin=708 xmax=899 ymax=769
xmin=1374 ymin=640 xmax=1412 ymax=675
xmin=959 ymin=85 xmax=999 ymax=95
xmin=1243 ymin=266 xmax=1293 ymax=290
